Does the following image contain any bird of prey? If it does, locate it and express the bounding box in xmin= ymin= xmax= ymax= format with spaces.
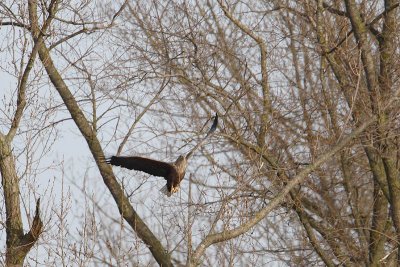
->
xmin=106 ymin=114 xmax=218 ymax=196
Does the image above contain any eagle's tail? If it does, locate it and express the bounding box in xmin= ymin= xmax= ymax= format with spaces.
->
xmin=98 ymin=155 xmax=113 ymax=164
xmin=159 ymin=185 xmax=172 ymax=197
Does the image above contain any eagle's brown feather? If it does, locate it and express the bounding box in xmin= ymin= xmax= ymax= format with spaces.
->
xmin=106 ymin=156 xmax=173 ymax=178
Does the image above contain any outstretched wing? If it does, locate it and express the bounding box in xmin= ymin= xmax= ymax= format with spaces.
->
xmin=185 ymin=113 xmax=218 ymax=159
xmin=106 ymin=156 xmax=175 ymax=179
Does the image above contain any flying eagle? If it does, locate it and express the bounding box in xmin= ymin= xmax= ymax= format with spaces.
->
xmin=106 ymin=114 xmax=218 ymax=196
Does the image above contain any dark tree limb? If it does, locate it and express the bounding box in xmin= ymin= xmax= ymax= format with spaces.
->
xmin=326 ymin=3 xmax=399 ymax=54
xmin=17 ymin=199 xmax=43 ymax=259
xmin=0 ymin=141 xmax=43 ymax=266
xmin=27 ymin=0 xmax=173 ymax=266
xmin=0 ymin=0 xmax=56 ymax=264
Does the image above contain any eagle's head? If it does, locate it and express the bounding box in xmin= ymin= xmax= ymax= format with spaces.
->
xmin=174 ymin=155 xmax=188 ymax=174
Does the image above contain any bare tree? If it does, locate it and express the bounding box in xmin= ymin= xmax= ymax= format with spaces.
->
xmin=0 ymin=1 xmax=46 ymax=264
xmin=1 ymin=0 xmax=173 ymax=265
xmin=1 ymin=0 xmax=399 ymax=266
xmin=109 ymin=0 xmax=400 ymax=265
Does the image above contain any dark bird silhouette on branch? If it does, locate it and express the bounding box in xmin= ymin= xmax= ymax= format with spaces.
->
xmin=106 ymin=114 xmax=218 ymax=196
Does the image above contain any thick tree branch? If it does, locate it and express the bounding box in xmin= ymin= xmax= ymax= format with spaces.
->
xmin=19 ymin=199 xmax=43 ymax=255
xmin=345 ymin=0 xmax=400 ymax=255
xmin=293 ymin=200 xmax=337 ymax=267
xmin=190 ymin=117 xmax=374 ymax=265
xmin=7 ymin=0 xmax=57 ymax=142
xmin=27 ymin=1 xmax=172 ymax=266
xmin=0 ymin=141 xmax=43 ymax=265
xmin=326 ymin=3 xmax=399 ymax=54
xmin=0 ymin=0 xmax=57 ymax=264
xmin=0 ymin=140 xmax=24 ymax=266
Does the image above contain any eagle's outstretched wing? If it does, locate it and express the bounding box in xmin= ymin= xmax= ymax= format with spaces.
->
xmin=106 ymin=156 xmax=175 ymax=179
